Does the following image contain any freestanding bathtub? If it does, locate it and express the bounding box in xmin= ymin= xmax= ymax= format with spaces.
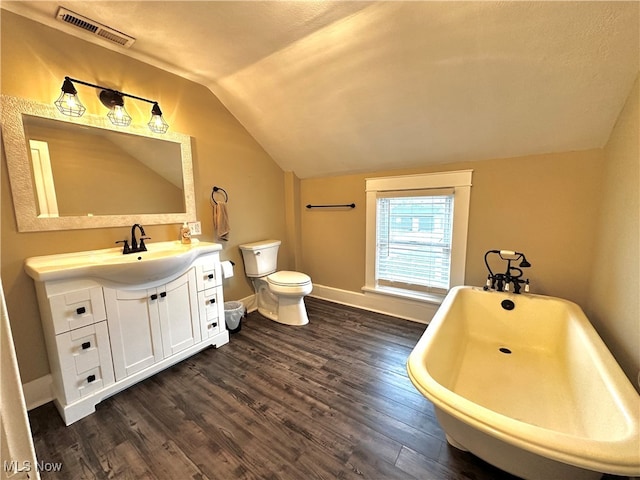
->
xmin=407 ymin=286 xmax=640 ymax=480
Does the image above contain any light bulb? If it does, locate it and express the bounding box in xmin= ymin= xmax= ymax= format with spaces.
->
xmin=54 ymin=91 xmax=86 ymax=117
xmin=64 ymin=95 xmax=77 ymax=108
xmin=107 ymin=104 xmax=132 ymax=127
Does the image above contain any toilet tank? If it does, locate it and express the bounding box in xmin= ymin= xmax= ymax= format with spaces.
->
xmin=238 ymin=240 xmax=281 ymax=277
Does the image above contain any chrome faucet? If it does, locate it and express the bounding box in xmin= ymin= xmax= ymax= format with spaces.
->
xmin=483 ymin=250 xmax=531 ymax=294
xmin=116 ymin=224 xmax=150 ymax=254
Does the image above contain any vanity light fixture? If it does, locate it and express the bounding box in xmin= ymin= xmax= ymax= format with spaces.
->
xmin=54 ymin=76 xmax=169 ymax=133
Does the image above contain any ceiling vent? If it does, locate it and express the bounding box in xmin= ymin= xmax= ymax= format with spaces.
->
xmin=55 ymin=7 xmax=136 ymax=48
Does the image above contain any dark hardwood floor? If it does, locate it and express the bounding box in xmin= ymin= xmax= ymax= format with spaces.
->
xmin=28 ymin=297 xmax=632 ymax=480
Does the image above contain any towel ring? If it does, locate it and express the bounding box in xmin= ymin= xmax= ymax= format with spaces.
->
xmin=211 ymin=186 xmax=228 ymax=205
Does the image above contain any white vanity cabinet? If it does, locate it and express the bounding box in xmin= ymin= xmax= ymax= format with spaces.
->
xmin=27 ymin=243 xmax=229 ymax=425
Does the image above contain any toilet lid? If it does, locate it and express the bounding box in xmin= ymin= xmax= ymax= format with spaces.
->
xmin=267 ymin=271 xmax=311 ymax=287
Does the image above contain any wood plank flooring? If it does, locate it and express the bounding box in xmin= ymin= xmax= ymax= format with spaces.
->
xmin=28 ymin=297 xmax=632 ymax=480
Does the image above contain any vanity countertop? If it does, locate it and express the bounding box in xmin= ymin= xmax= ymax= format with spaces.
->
xmin=25 ymin=240 xmax=222 ymax=286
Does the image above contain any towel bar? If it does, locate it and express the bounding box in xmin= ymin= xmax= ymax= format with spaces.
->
xmin=306 ymin=203 xmax=356 ymax=209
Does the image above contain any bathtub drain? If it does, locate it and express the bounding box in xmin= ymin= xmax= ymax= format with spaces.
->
xmin=501 ymin=299 xmax=515 ymax=310
xmin=499 ymin=347 xmax=512 ymax=354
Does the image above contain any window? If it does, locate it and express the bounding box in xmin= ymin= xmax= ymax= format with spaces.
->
xmin=376 ymin=190 xmax=454 ymax=294
xmin=364 ymin=170 xmax=472 ymax=301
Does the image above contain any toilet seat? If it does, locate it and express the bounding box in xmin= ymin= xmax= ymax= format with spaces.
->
xmin=267 ymin=271 xmax=311 ymax=287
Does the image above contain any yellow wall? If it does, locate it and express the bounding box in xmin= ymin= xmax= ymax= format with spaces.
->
xmin=587 ymin=74 xmax=639 ymax=385
xmin=1 ymin=12 xmax=289 ymax=383
xmin=301 ymin=149 xmax=605 ymax=307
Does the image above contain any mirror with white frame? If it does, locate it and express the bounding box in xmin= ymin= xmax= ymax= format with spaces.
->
xmin=1 ymin=95 xmax=196 ymax=232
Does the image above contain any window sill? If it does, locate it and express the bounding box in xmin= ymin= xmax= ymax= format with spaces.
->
xmin=361 ymin=285 xmax=444 ymax=306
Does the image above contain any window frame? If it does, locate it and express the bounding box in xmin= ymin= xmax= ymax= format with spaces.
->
xmin=364 ymin=170 xmax=473 ymax=302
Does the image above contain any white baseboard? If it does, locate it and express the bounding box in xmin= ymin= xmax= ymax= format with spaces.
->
xmin=309 ymin=284 xmax=438 ymax=324
xmin=236 ymin=285 xmax=438 ymax=324
xmin=233 ymin=293 xmax=256 ymax=313
xmin=22 ymin=374 xmax=53 ymax=411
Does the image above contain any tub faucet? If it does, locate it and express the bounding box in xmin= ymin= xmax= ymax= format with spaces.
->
xmin=483 ymin=250 xmax=531 ymax=294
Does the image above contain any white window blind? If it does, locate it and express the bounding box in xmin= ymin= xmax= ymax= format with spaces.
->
xmin=375 ymin=188 xmax=454 ymax=294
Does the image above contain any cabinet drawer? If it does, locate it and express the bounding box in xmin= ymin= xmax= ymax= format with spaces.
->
xmin=75 ymin=365 xmax=106 ymax=399
xmin=195 ymin=259 xmax=221 ymax=291
xmin=198 ymin=287 xmax=221 ymax=338
xmin=55 ymin=321 xmax=114 ymax=404
xmin=50 ymin=287 xmax=106 ymax=334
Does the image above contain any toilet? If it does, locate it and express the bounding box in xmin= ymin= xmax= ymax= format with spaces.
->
xmin=238 ymin=240 xmax=313 ymax=326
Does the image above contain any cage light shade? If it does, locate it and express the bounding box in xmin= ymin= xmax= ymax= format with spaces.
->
xmin=54 ymin=78 xmax=86 ymax=117
xmin=148 ymin=103 xmax=169 ymax=134
xmin=107 ymin=104 xmax=132 ymax=127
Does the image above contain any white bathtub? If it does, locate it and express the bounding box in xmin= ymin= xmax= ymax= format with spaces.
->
xmin=407 ymin=286 xmax=640 ymax=480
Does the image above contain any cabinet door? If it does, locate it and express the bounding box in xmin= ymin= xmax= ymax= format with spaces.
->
xmin=157 ymin=270 xmax=200 ymax=357
xmin=104 ymin=288 xmax=164 ymax=381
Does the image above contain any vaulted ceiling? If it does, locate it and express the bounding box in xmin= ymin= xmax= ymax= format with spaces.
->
xmin=3 ymin=1 xmax=639 ymax=178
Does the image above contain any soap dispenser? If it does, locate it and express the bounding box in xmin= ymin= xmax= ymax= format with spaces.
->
xmin=180 ymin=222 xmax=191 ymax=244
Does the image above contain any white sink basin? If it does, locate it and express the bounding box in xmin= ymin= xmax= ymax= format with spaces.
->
xmin=25 ymin=240 xmax=221 ymax=286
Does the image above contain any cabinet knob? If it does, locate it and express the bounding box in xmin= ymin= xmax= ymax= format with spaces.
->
xmin=76 ymin=306 xmax=86 ymax=315
xmin=160 ymin=292 xmax=167 ymax=298
xmin=209 ymin=298 xmax=216 ymax=304
xmin=87 ymin=374 xmax=96 ymax=383
xmin=207 ymin=273 xmax=214 ymax=279
xmin=81 ymin=341 xmax=91 ymax=350
xmin=150 ymin=294 xmax=158 ymax=301
xmin=208 ymin=322 xmax=217 ymax=329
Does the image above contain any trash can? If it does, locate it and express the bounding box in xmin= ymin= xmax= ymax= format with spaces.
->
xmin=224 ymin=301 xmax=244 ymax=333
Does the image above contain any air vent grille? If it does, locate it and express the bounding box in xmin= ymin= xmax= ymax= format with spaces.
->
xmin=55 ymin=7 xmax=135 ymax=48
xmin=96 ymin=30 xmax=131 ymax=46
xmin=60 ymin=12 xmax=99 ymax=33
